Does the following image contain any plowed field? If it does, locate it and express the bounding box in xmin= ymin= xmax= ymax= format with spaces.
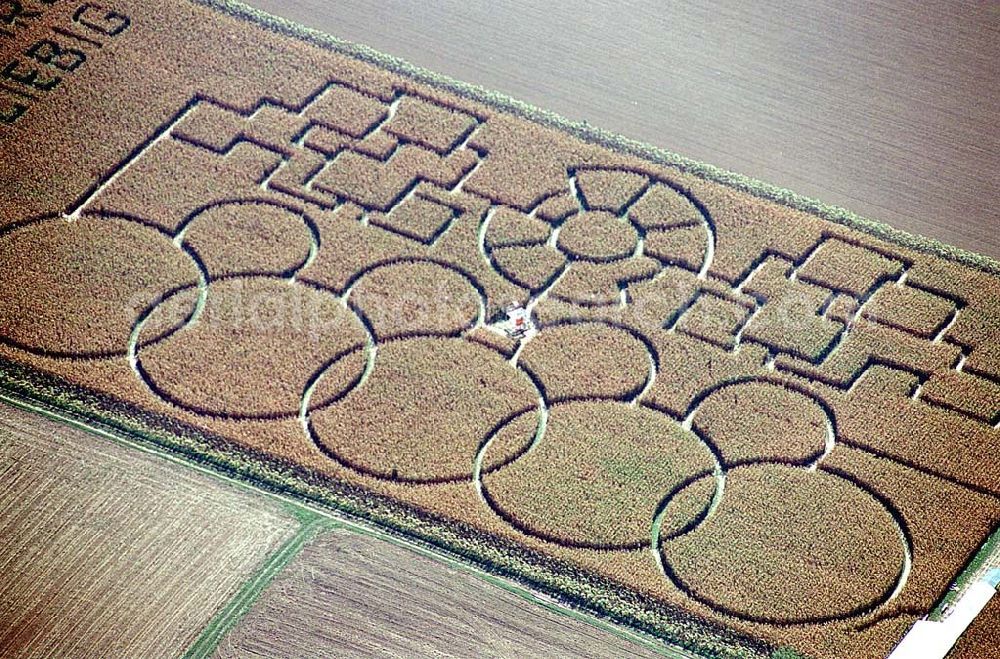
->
xmin=0 ymin=401 xmax=297 ymax=658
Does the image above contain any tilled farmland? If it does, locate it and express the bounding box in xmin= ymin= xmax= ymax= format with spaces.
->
xmin=0 ymin=402 xmax=298 ymax=658
xmin=214 ymin=528 xmax=667 ymax=659
xmin=1 ymin=1 xmax=999 ymax=657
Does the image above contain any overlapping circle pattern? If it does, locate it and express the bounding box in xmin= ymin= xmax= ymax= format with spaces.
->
xmin=0 ymin=169 xmax=910 ymax=626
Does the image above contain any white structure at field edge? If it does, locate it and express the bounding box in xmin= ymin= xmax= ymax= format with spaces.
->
xmin=888 ymin=567 xmax=1000 ymax=659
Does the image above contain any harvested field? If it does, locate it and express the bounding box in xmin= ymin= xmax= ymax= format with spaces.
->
xmin=213 ymin=528 xmax=666 ymax=659
xmin=2 ymin=1 xmax=1000 ymax=657
xmin=0 ymin=401 xmax=298 ymax=658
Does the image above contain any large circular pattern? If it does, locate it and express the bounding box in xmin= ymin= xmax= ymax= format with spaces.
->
xmin=347 ymin=260 xmax=482 ymax=340
xmin=479 ymin=167 xmax=717 ymax=304
xmin=0 ymin=214 xmax=200 ymax=357
xmin=135 ymin=276 xmax=368 ymax=419
xmin=4 ymin=146 xmax=913 ymax=636
xmin=481 ymin=401 xmax=717 ymax=548
xmin=690 ymin=380 xmax=832 ymax=467
xmin=308 ymin=337 xmax=539 ymax=483
xmin=660 ymin=463 xmax=907 ymax=624
xmin=180 ymin=200 xmax=317 ymax=278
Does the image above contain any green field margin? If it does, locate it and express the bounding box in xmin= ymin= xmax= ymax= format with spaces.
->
xmin=0 ymin=390 xmax=707 ymax=659
xmin=930 ymin=523 xmax=1000 ymax=621
xmin=184 ymin=514 xmax=334 ymax=659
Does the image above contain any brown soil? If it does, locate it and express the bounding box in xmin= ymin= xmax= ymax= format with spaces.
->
xmin=214 ymin=528 xmax=665 ymax=659
xmin=0 ymin=402 xmax=297 ymax=658
xmin=2 ymin=2 xmax=999 ymax=657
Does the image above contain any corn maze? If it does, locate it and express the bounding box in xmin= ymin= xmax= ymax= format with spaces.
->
xmin=1 ymin=2 xmax=999 ymax=657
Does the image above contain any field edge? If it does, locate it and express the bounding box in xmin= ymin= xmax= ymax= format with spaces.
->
xmin=192 ymin=0 xmax=1000 ymax=279
xmin=183 ymin=515 xmax=335 ymax=659
xmin=929 ymin=522 xmax=1000 ymax=621
xmin=0 ymin=365 xmax=764 ymax=659
xmin=13 ymin=1 xmax=997 ymax=656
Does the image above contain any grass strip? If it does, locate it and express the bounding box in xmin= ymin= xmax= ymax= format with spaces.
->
xmin=0 ymin=389 xmax=699 ymax=659
xmin=183 ymin=515 xmax=335 ymax=659
xmin=930 ymin=521 xmax=1000 ymax=620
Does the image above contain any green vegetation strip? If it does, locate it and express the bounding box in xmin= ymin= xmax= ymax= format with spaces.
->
xmin=931 ymin=521 xmax=1000 ymax=620
xmin=184 ymin=514 xmax=335 ymax=659
xmin=0 ymin=390 xmax=698 ymax=659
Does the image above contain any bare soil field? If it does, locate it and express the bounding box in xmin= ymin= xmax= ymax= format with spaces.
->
xmin=214 ymin=528 xmax=667 ymax=659
xmin=0 ymin=401 xmax=299 ymax=658
xmin=1 ymin=2 xmax=998 ymax=657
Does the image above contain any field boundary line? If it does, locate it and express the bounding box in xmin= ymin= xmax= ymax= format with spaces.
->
xmin=0 ymin=390 xmax=701 ymax=659
xmin=192 ymin=0 xmax=1000 ymax=279
xmin=183 ymin=515 xmax=334 ymax=659
xmin=5 ymin=2 xmax=996 ymax=657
